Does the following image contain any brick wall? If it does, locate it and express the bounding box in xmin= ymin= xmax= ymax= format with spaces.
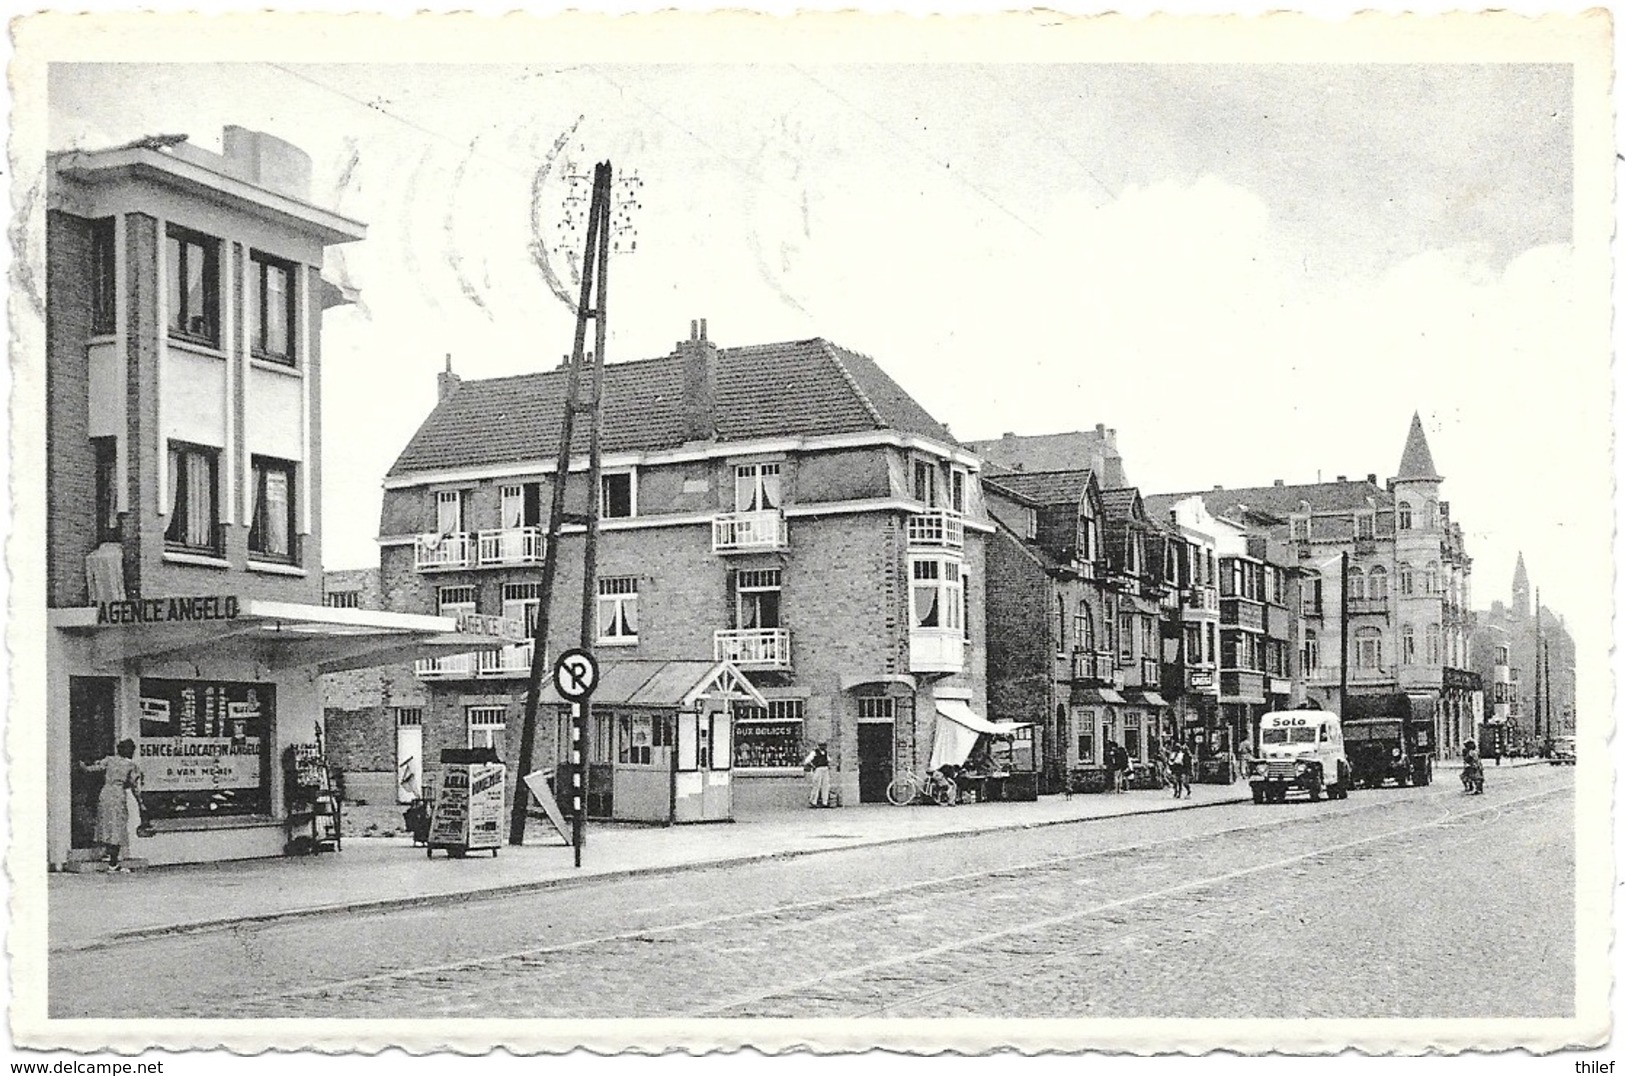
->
xmin=985 ymin=527 xmax=1056 ymax=769
xmin=45 ymin=210 xmax=98 ymax=609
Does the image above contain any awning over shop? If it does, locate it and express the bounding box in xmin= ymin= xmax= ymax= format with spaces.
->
xmin=49 ymin=598 xmax=525 ymax=674
xmin=1071 ymin=685 xmax=1127 ymax=706
xmin=928 ymin=700 xmax=1030 ymax=770
xmin=1125 ymin=690 xmax=1170 ymax=708
xmin=536 ymin=659 xmax=767 ymax=710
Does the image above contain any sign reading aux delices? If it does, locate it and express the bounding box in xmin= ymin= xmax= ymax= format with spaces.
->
xmin=97 ymin=595 xmax=241 ymax=625
xmin=137 ymin=737 xmax=263 ymax=791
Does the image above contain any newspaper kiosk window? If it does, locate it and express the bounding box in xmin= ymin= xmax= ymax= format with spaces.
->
xmin=136 ymin=678 xmax=273 ymax=819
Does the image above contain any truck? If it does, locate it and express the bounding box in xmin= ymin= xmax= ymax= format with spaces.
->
xmin=1248 ymin=705 xmax=1351 ymax=804
xmin=1341 ymin=694 xmax=1435 ymax=789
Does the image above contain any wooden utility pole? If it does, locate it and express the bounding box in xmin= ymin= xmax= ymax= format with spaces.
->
xmin=510 ymin=161 xmax=614 ymax=853
xmin=1532 ymin=588 xmax=1543 ymax=744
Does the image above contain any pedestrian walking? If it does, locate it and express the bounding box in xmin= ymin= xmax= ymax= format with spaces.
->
xmin=802 ymin=741 xmax=832 ymax=808
xmin=1168 ymin=741 xmax=1191 ymax=799
xmin=77 ymin=738 xmax=146 ymax=871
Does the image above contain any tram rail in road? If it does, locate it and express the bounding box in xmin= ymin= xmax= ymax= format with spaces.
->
xmin=194 ymin=776 xmax=1570 ymax=1021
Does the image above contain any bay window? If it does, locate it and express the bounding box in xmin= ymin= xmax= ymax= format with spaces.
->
xmin=909 ymin=556 xmax=962 ymax=631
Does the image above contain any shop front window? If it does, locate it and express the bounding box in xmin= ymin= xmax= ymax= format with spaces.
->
xmin=733 ymin=700 xmax=805 ymax=769
xmin=136 ymin=678 xmax=272 ymax=820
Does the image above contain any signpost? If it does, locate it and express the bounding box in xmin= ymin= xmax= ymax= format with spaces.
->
xmin=554 ymin=647 xmax=598 ymax=868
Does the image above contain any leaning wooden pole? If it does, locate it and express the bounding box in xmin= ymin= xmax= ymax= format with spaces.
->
xmin=509 ymin=162 xmax=609 ymax=847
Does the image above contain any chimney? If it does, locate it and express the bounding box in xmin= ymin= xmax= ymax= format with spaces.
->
xmin=438 ymin=353 xmax=461 ymax=401
xmin=1273 ymin=479 xmax=1284 ymax=487
xmin=1336 ymin=475 xmax=1347 ymax=483
xmin=1095 ymin=423 xmax=1105 ymax=437
xmin=678 ymin=317 xmax=718 ymax=442
xmin=1002 ymin=431 xmax=1016 ymax=440
xmin=221 ymin=126 xmax=312 ymax=201
xmin=1366 ymin=473 xmax=1377 ymax=485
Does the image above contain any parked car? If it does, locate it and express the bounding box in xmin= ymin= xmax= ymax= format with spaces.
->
xmin=1549 ymin=736 xmax=1577 ymax=765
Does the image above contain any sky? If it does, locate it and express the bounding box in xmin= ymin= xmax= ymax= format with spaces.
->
xmin=45 ymin=57 xmax=1601 ymax=634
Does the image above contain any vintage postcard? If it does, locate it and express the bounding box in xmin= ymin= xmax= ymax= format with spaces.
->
xmin=7 ymin=5 xmax=1614 ymax=1061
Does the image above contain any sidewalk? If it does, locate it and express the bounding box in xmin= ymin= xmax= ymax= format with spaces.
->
xmin=49 ymin=784 xmax=1247 ymax=953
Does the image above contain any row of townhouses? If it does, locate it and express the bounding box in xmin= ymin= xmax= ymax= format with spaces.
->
xmin=322 ymin=344 xmax=1493 ymax=811
xmin=47 ymin=127 xmax=1562 ymax=869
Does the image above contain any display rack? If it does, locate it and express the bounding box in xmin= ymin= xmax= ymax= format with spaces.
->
xmin=284 ymin=737 xmax=341 ymax=855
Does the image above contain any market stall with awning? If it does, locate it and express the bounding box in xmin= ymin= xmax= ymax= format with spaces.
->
xmin=928 ymin=699 xmax=1039 ymax=803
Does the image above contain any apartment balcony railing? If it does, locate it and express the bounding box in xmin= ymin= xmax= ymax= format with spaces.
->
xmin=414 ymin=531 xmax=474 ymax=571
xmin=906 ymin=509 xmax=964 ymax=549
xmin=1068 ymin=650 xmax=1117 ymax=685
xmin=712 ymin=510 xmax=789 ymax=554
xmin=909 ymin=628 xmax=964 ymax=674
xmin=476 ymin=526 xmax=546 ymax=567
xmin=1348 ymin=596 xmax=1389 ymax=615
xmin=1220 ymin=598 xmax=1265 ymax=632
xmin=713 ymin=628 xmax=792 ymax=670
xmin=414 ymin=653 xmax=477 ymax=679
xmin=477 ymin=641 xmax=536 ymax=678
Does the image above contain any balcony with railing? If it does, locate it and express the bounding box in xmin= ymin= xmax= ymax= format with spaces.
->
xmin=1347 ymin=596 xmax=1389 ymax=616
xmin=414 ymin=531 xmax=474 ymax=571
xmin=713 ymin=628 xmax=792 ymax=670
xmin=414 ymin=652 xmax=477 ymax=679
xmin=1067 ymin=650 xmax=1117 ymax=685
xmin=477 ymin=641 xmax=536 ymax=678
xmin=476 ymin=526 xmax=546 ymax=567
xmin=906 ymin=509 xmax=964 ymax=549
xmin=712 ymin=511 xmax=789 ymax=554
xmin=1219 ymin=598 xmax=1265 ymax=632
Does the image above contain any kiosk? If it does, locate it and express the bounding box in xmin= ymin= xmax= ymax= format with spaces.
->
xmin=538 ymin=660 xmax=767 ymax=824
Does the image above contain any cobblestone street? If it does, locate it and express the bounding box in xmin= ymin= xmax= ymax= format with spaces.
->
xmin=51 ymin=766 xmax=1572 ymax=1020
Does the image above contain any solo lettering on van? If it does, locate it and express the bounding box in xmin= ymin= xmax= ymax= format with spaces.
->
xmin=96 ymin=596 xmax=241 ymax=625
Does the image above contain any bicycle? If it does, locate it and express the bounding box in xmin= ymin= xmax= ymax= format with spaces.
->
xmin=886 ymin=768 xmax=958 ymax=806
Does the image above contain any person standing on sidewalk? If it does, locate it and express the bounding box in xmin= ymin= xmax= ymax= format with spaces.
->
xmin=803 ymin=741 xmax=831 ymax=808
xmin=1168 ymin=741 xmax=1190 ymax=799
xmin=77 ymin=738 xmax=146 ymax=872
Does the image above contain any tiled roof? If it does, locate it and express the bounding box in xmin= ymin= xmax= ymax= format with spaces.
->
xmin=1157 ymin=480 xmax=1392 ymax=519
xmin=1100 ymin=487 xmax=1140 ymax=519
xmin=983 ymin=469 xmax=1092 ymax=507
xmin=388 ymin=338 xmax=953 ymax=476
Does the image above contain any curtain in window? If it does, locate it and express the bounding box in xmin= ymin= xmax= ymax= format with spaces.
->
xmin=265 ymin=264 xmax=289 ymax=355
xmin=437 ymin=493 xmax=460 ymax=535
xmin=183 ymin=243 xmax=207 ymax=336
xmin=913 ymin=583 xmax=939 ymax=628
xmin=264 ymin=468 xmax=290 ymax=554
xmin=759 ymin=466 xmax=779 ymax=511
xmin=501 ymin=488 xmax=524 ymax=528
xmin=166 ymin=237 xmax=185 ymax=335
xmin=617 ymin=597 xmax=638 ymax=636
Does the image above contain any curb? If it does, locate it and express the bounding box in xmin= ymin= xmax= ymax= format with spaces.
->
xmin=56 ymin=790 xmax=1250 ymax=953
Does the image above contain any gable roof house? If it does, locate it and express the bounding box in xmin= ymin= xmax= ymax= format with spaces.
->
xmin=352 ymin=320 xmax=994 ymax=815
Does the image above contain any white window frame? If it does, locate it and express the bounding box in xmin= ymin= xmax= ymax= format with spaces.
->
xmin=597 ymin=576 xmax=640 ymax=645
xmin=1354 ymin=629 xmax=1383 ymax=670
xmin=912 ymin=457 xmax=938 ymax=507
xmin=436 ymin=489 xmax=463 ymax=535
xmin=735 ymin=568 xmax=782 ymax=630
xmin=949 ymin=467 xmax=967 ymax=515
xmin=466 ymin=705 xmax=507 ymax=750
xmin=734 ymin=462 xmax=782 ymax=513
xmin=908 ymin=555 xmax=962 ymax=632
xmin=600 ymin=469 xmax=637 ymax=519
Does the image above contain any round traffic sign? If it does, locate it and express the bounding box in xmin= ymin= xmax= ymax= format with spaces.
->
xmin=553 ymin=647 xmax=599 ymax=702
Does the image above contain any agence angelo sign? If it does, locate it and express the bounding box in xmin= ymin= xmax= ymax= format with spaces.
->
xmin=96 ymin=595 xmax=241 ymax=625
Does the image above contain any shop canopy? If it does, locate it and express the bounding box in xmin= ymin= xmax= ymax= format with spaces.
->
xmin=928 ymin=699 xmax=1030 ymax=771
xmin=536 ymin=659 xmax=768 ymax=710
xmin=1125 ymin=689 xmax=1170 ymax=708
xmin=50 ymin=598 xmax=525 ymax=674
xmin=1071 ymin=685 xmax=1127 ymax=706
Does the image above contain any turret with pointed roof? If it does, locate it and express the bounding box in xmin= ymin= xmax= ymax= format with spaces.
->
xmin=1396 ymin=411 xmax=1442 ymax=482
xmin=1511 ymin=551 xmax=1531 ymax=620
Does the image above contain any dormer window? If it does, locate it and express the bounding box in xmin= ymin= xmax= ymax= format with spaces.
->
xmin=1290 ymin=516 xmax=1310 ymax=541
xmin=1357 ymin=513 xmax=1374 ymax=539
